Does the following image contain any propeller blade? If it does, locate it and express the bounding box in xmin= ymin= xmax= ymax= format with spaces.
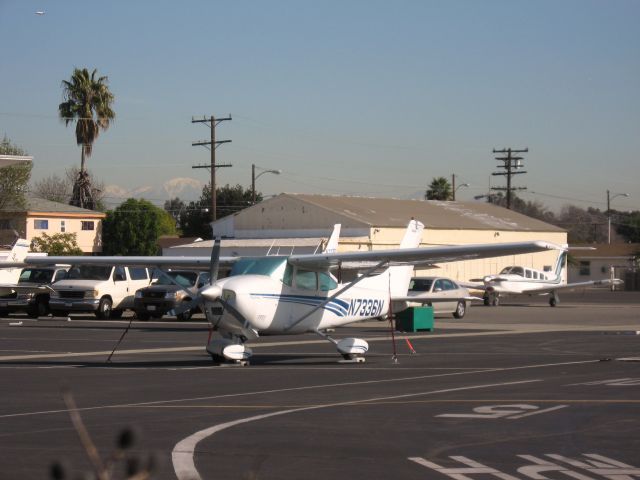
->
xmin=210 ymin=237 xmax=221 ymax=285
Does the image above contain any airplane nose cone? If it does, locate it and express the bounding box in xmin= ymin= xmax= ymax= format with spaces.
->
xmin=483 ymin=276 xmax=492 ymax=283
xmin=200 ymin=284 xmax=222 ymax=302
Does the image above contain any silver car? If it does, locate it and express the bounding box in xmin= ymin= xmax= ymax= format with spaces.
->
xmin=407 ymin=276 xmax=470 ymax=318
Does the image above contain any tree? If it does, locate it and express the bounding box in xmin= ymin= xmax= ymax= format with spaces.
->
xmin=425 ymin=177 xmax=452 ymax=200
xmin=616 ymin=211 xmax=640 ymax=243
xmin=102 ymin=199 xmax=176 ymax=255
xmin=164 ymin=197 xmax=186 ymax=229
xmin=58 ymin=68 xmax=115 ymax=210
xmin=0 ymin=135 xmax=32 ymax=210
xmin=180 ymin=184 xmax=258 ymax=238
xmin=31 ymin=174 xmax=70 ymax=203
xmin=30 ymin=233 xmax=83 ymax=255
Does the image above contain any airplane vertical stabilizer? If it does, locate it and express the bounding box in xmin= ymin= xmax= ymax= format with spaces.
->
xmin=323 ymin=224 xmax=341 ymax=254
xmin=388 ymin=219 xmax=424 ymax=297
xmin=0 ymin=238 xmax=30 ymax=283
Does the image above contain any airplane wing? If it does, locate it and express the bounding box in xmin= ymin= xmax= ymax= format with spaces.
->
xmin=521 ymin=278 xmax=624 ymax=295
xmin=0 ymin=256 xmax=239 ymax=269
xmin=288 ymin=241 xmax=562 ymax=270
xmin=457 ymin=281 xmax=487 ymax=291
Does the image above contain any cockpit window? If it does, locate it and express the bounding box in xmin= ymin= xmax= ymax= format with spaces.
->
xmin=318 ymin=271 xmax=338 ymax=291
xmin=499 ymin=266 xmax=525 ymax=276
xmin=229 ymin=256 xmax=288 ymax=281
xmin=295 ymin=270 xmax=317 ymax=290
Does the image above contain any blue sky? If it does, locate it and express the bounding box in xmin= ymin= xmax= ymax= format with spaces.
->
xmin=1 ymin=0 xmax=638 ymax=212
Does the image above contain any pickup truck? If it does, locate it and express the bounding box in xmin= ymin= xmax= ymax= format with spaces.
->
xmin=49 ymin=265 xmax=151 ymax=319
xmin=0 ymin=267 xmax=68 ymax=318
xmin=134 ymin=270 xmax=210 ymax=321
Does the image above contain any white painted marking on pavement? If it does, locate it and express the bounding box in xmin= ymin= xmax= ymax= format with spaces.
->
xmin=172 ymin=380 xmax=540 ymax=480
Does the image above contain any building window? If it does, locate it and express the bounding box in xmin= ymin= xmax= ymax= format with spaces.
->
xmin=579 ymin=261 xmax=591 ymax=276
xmin=81 ymin=221 xmax=94 ymax=231
xmin=0 ymin=219 xmax=11 ymax=230
xmin=60 ymin=220 xmax=66 ymax=232
xmin=34 ymin=219 xmax=49 ymax=230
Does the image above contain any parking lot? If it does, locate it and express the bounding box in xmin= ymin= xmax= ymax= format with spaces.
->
xmin=1 ymin=291 xmax=639 ymax=479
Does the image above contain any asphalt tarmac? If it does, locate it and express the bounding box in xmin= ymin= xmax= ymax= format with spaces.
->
xmin=0 ymin=291 xmax=639 ymax=480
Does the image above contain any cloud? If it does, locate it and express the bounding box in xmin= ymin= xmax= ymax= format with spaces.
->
xmin=103 ymin=177 xmax=204 ymax=206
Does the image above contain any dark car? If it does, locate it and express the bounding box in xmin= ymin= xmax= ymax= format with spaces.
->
xmin=0 ymin=267 xmax=68 ymax=318
xmin=134 ymin=270 xmax=210 ymax=321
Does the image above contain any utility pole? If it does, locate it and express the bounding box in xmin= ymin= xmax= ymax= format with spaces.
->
xmin=192 ymin=115 xmax=232 ymax=222
xmin=491 ymin=148 xmax=528 ymax=209
xmin=452 ymin=174 xmax=456 ymax=201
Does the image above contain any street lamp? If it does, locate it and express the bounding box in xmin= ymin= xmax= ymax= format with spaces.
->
xmin=606 ymin=190 xmax=629 ymax=244
xmin=453 ymin=183 xmax=470 ymax=201
xmin=252 ymin=164 xmax=281 ymax=204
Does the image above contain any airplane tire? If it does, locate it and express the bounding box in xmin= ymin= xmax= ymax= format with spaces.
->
xmin=453 ymin=301 xmax=466 ymax=319
xmin=491 ymin=296 xmax=499 ymax=307
xmin=483 ymin=296 xmax=490 ymax=306
xmin=549 ymin=297 xmax=557 ymax=307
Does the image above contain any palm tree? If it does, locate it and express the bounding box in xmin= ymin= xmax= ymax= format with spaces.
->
xmin=58 ymin=68 xmax=115 ymax=209
xmin=425 ymin=177 xmax=452 ymax=200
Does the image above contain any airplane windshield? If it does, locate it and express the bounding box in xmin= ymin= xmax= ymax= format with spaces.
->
xmin=229 ymin=257 xmax=288 ymax=280
xmin=499 ymin=266 xmax=524 ymax=276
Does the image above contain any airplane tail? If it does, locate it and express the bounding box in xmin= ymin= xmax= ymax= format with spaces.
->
xmin=0 ymin=238 xmax=30 ymax=283
xmin=551 ymin=247 xmax=568 ymax=282
xmin=388 ymin=219 xmax=424 ymax=297
xmin=323 ymin=224 xmax=341 ymax=254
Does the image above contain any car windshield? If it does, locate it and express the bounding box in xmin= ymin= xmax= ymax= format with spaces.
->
xmin=409 ymin=278 xmax=434 ymax=292
xmin=67 ymin=265 xmax=113 ymax=281
xmin=18 ymin=268 xmax=54 ymax=284
xmin=155 ymin=271 xmax=198 ymax=288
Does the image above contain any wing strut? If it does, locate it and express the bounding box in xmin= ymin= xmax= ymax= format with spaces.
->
xmin=284 ymin=260 xmax=387 ymax=332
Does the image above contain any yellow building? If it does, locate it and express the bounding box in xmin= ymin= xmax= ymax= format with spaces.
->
xmin=0 ymin=196 xmax=105 ymax=253
xmin=174 ymin=194 xmax=567 ymax=283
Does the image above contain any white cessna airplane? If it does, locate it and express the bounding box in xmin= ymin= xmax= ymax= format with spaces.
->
xmin=0 ymin=239 xmax=33 ymax=296
xmin=0 ymin=221 xmax=560 ymax=363
xmin=465 ymin=249 xmax=622 ymax=307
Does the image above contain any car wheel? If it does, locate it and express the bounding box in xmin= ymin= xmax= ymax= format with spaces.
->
xmin=453 ymin=301 xmax=466 ymax=319
xmin=176 ymin=303 xmax=193 ymax=322
xmin=95 ymin=297 xmax=113 ymax=319
xmin=27 ymin=298 xmax=49 ymax=318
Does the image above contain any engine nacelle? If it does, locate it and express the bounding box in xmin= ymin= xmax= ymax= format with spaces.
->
xmin=207 ymin=338 xmax=253 ymax=361
xmin=336 ymin=338 xmax=369 ymax=356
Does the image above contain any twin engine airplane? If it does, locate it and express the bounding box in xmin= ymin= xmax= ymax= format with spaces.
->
xmin=463 ymin=249 xmax=623 ymax=307
xmin=0 ymin=221 xmax=561 ymax=364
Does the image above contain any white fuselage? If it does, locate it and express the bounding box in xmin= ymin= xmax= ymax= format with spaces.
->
xmin=207 ymin=273 xmax=391 ymax=337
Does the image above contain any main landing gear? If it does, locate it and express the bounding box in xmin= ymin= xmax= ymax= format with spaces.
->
xmin=316 ymin=329 xmax=369 ymax=363
xmin=483 ymin=293 xmax=500 ymax=306
xmin=549 ymin=292 xmax=559 ymax=307
xmin=206 ymin=337 xmax=252 ymax=366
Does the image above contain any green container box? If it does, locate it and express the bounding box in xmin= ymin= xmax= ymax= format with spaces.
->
xmin=396 ymin=306 xmax=434 ymax=332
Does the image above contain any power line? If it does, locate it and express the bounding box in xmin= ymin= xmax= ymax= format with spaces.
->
xmin=491 ymin=148 xmax=528 ymax=209
xmin=191 ymin=115 xmax=232 ymax=222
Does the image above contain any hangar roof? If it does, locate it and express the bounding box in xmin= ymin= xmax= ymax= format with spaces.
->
xmin=276 ymin=194 xmax=564 ymax=232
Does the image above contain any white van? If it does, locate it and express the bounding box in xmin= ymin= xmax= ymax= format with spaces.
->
xmin=49 ymin=265 xmax=151 ymax=319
